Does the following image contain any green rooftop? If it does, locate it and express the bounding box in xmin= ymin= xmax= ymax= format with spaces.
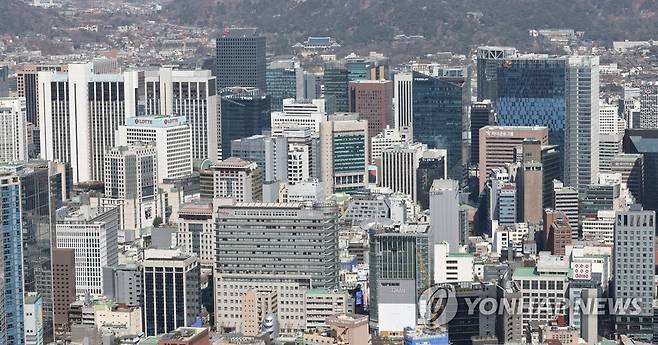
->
xmin=448 ymin=252 xmax=473 ymax=258
xmin=512 ymin=267 xmax=537 ymax=279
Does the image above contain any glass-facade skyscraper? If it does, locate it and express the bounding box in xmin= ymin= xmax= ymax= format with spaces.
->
xmin=323 ymin=66 xmax=349 ymax=113
xmin=623 ymin=129 xmax=658 ymax=214
xmin=0 ymin=170 xmax=24 ymax=344
xmin=495 ymin=55 xmax=599 ymax=194
xmin=476 ymin=46 xmax=517 ymax=102
xmin=0 ymin=162 xmax=63 ymax=343
xmin=495 ymin=57 xmax=567 ymax=146
xmin=412 ymin=71 xmax=469 ymax=180
xmin=266 ymin=58 xmax=300 ymax=112
xmin=219 ymin=87 xmax=270 ymax=159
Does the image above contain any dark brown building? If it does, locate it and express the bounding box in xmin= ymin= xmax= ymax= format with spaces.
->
xmin=544 ymin=209 xmax=572 ymax=256
xmin=348 ymin=80 xmax=393 ymax=138
xmin=52 ymin=248 xmax=76 ymax=333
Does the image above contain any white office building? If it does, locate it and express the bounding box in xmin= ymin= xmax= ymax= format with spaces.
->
xmin=124 ymin=68 xmax=220 ymax=162
xmin=432 ymin=242 xmax=474 ymax=284
xmin=581 ymin=210 xmax=616 ymax=245
xmin=640 ymin=82 xmax=658 ymax=129
xmin=117 ymin=116 xmax=192 ymax=183
xmin=370 ymin=126 xmax=411 ymax=163
xmin=393 ymin=71 xmax=413 ymax=134
xmin=271 ymin=98 xmax=326 ymax=136
xmin=38 ymin=63 xmax=126 ymax=183
xmin=102 ymin=142 xmax=158 ymax=238
xmin=0 ymin=98 xmax=28 ymax=162
xmin=379 ymin=142 xmax=425 ymax=201
xmin=56 ymin=206 xmax=119 ymax=296
xmin=553 ymin=180 xmax=579 ymax=238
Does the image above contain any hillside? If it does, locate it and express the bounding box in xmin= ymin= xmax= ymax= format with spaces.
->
xmin=162 ymin=0 xmax=658 ymax=55
xmin=0 ymin=0 xmax=64 ymax=35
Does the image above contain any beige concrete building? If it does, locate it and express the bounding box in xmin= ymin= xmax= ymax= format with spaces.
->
xmin=240 ymin=289 xmax=278 ymax=337
xmin=200 ymin=157 xmax=262 ymax=202
xmin=95 ymin=304 xmax=142 ymax=335
xmin=540 ymin=325 xmax=579 ymax=345
xmin=518 ymin=139 xmax=544 ymax=223
xmin=478 ymin=126 xmax=548 ymax=191
xmin=304 ymin=288 xmax=353 ymax=330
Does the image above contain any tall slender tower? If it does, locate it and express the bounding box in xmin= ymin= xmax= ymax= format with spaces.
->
xmin=564 ymin=56 xmax=600 ymax=195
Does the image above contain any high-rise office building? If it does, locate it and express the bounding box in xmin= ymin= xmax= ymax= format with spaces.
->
xmin=271 ymin=98 xmax=325 ymax=136
xmin=348 ymin=80 xmax=393 ymax=138
xmin=544 ymin=209 xmax=571 ymax=256
xmin=102 ymin=264 xmax=143 ymax=306
xmin=52 ymin=248 xmax=75 ymax=335
xmin=176 ymin=201 xmax=217 ymax=269
xmin=563 ymin=56 xmax=600 ymax=196
xmin=478 ymin=126 xmax=549 ymax=191
xmin=0 ymin=170 xmax=25 ymax=344
xmin=409 ymin=70 xmax=470 ymax=179
xmin=429 ymin=179 xmax=461 ymax=250
xmin=215 ymin=27 xmax=266 ymax=90
xmin=599 ymin=133 xmax=624 ymax=173
xmin=370 ymin=126 xmax=411 ymax=163
xmin=219 ymin=87 xmax=270 ymax=159
xmin=614 ymin=209 xmax=656 ymax=341
xmin=623 ymin=129 xmax=658 ymax=213
xmin=553 ymin=180 xmax=579 ymax=239
xmin=56 ymin=206 xmax=119 ymax=296
xmin=393 ymin=71 xmax=413 ymax=133
xmin=102 ymin=143 xmax=158 ymax=235
xmin=266 ymin=57 xmax=302 ymax=112
xmin=230 ymin=134 xmax=288 ymax=183
xmin=368 ymin=225 xmax=429 ymax=337
xmin=323 ymin=65 xmax=349 ymax=112
xmin=497 ymin=183 xmax=518 ymax=226
xmin=200 ymin=157 xmax=262 ymax=202
xmin=345 ymin=54 xmax=389 ymax=81
xmin=495 ymin=56 xmax=567 ymax=147
xmin=142 ymin=249 xmax=201 ymax=337
xmin=0 ymin=98 xmax=28 ymax=162
xmin=469 ymin=100 xmax=495 ymax=166
xmin=639 ymin=82 xmax=658 ymax=129
xmin=379 ymin=142 xmax=425 ymax=202
xmin=38 ymin=63 xmax=126 ymax=183
xmin=599 ymin=100 xmax=624 ymax=135
xmin=117 ymin=116 xmax=193 ymax=183
xmin=319 ymin=113 xmax=368 ymax=195
xmin=214 ymin=202 xmax=339 ymax=334
xmin=16 ymin=64 xmax=67 ymax=127
xmin=416 ymin=149 xmax=447 ymax=210
xmin=541 ymin=144 xmax=561 ymax=209
xmin=518 ymin=139 xmax=543 ymax=223
xmin=495 ymin=55 xmax=599 ymax=195
xmin=475 ymin=46 xmax=517 ymax=102
xmin=124 ymin=68 xmax=220 ymax=162
xmin=0 ymin=161 xmax=63 ymax=342
xmin=611 ymin=153 xmax=644 ymax=204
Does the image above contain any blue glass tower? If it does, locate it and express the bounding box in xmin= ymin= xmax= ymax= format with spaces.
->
xmin=0 ymin=171 xmax=24 ymax=344
xmin=412 ymin=71 xmax=469 ymax=180
xmin=495 ymin=57 xmax=567 ymax=147
xmin=266 ymin=60 xmax=299 ymax=112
